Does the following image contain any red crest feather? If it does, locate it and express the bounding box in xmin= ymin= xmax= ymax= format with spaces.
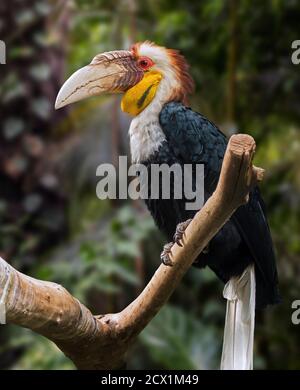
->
xmin=131 ymin=42 xmax=194 ymax=105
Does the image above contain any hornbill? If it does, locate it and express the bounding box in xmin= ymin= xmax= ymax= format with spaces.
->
xmin=55 ymin=41 xmax=280 ymax=311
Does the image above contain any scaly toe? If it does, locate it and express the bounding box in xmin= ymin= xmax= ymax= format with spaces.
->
xmin=173 ymin=219 xmax=192 ymax=247
xmin=160 ymin=242 xmax=174 ymax=266
xmin=174 ymin=230 xmax=184 ymax=247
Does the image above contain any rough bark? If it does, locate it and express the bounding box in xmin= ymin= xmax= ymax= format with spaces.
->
xmin=0 ymin=134 xmax=264 ymax=369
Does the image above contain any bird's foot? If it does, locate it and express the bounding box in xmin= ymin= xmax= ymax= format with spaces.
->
xmin=160 ymin=242 xmax=174 ymax=266
xmin=173 ymin=219 xmax=193 ymax=247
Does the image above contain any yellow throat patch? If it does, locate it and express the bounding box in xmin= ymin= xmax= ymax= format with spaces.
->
xmin=121 ymin=71 xmax=162 ymax=116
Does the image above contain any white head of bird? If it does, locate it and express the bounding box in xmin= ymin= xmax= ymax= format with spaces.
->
xmin=55 ymin=41 xmax=194 ymax=162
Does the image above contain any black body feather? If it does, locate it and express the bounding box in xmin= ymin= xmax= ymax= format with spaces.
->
xmin=142 ymin=102 xmax=280 ymax=309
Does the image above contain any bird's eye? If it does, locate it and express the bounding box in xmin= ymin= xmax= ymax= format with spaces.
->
xmin=137 ymin=57 xmax=154 ymax=70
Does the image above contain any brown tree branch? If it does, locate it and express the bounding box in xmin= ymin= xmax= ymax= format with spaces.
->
xmin=0 ymin=134 xmax=263 ymax=370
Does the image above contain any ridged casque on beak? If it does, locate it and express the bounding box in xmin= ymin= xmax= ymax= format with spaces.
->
xmin=55 ymin=50 xmax=143 ymax=109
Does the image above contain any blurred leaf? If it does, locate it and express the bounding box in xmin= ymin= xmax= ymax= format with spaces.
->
xmin=23 ymin=194 xmax=43 ymax=213
xmin=12 ymin=330 xmax=74 ymax=370
xmin=31 ymin=98 xmax=51 ymax=120
xmin=18 ymin=235 xmax=40 ymax=254
xmin=29 ymin=64 xmax=51 ymax=81
xmin=34 ymin=265 xmax=53 ymax=281
xmin=35 ymin=2 xmax=51 ymax=16
xmin=140 ymin=305 xmax=220 ymax=370
xmin=0 ymin=200 xmax=7 ymax=215
xmin=3 ymin=155 xmax=28 ymax=178
xmin=2 ymin=118 xmax=25 ymax=140
xmin=15 ymin=10 xmax=36 ymax=25
xmin=9 ymin=46 xmax=35 ymax=58
xmin=1 ymin=81 xmax=26 ymax=103
xmin=115 ymin=241 xmax=140 ymax=258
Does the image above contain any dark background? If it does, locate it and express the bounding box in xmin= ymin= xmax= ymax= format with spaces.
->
xmin=0 ymin=0 xmax=299 ymax=369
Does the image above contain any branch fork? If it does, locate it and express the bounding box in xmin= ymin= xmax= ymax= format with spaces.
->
xmin=0 ymin=134 xmax=263 ymax=369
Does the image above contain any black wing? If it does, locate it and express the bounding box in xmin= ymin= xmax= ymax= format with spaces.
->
xmin=159 ymin=102 xmax=280 ymax=308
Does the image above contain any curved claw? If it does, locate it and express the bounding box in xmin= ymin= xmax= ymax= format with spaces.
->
xmin=161 ymin=256 xmax=173 ymax=267
xmin=173 ymin=219 xmax=192 ymax=247
xmin=174 ymin=233 xmax=183 ymax=247
xmin=160 ymin=242 xmax=174 ymax=267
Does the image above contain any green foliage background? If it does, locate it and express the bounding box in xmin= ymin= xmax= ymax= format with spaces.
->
xmin=0 ymin=0 xmax=299 ymax=369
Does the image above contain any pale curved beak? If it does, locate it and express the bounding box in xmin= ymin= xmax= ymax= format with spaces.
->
xmin=55 ymin=50 xmax=143 ymax=109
